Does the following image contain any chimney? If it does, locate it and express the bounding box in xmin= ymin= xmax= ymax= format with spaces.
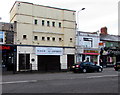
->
xmin=100 ymin=27 xmax=107 ymax=35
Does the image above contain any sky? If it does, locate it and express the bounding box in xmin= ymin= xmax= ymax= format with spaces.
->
xmin=0 ymin=0 xmax=119 ymax=35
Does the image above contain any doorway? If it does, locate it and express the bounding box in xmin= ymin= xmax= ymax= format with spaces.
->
xmin=38 ymin=55 xmax=60 ymax=72
xmin=19 ymin=54 xmax=30 ymax=71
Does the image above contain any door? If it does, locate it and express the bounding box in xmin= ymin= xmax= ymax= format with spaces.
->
xmin=67 ymin=55 xmax=74 ymax=69
xmin=38 ymin=55 xmax=60 ymax=72
xmin=19 ymin=54 xmax=30 ymax=71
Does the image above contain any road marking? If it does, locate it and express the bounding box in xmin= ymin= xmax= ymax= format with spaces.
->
xmin=1 ymin=80 xmax=37 ymax=85
xmin=87 ymin=75 xmax=118 ymax=79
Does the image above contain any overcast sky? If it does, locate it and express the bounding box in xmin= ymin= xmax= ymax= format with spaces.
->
xmin=0 ymin=0 xmax=119 ymax=35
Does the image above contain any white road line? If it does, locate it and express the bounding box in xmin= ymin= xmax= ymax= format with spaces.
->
xmin=0 ymin=80 xmax=37 ymax=85
xmin=87 ymin=75 xmax=118 ymax=79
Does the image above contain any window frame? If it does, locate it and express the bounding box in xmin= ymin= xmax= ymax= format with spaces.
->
xmin=34 ymin=19 xmax=38 ymax=25
xmin=42 ymin=20 xmax=45 ymax=26
xmin=23 ymin=35 xmax=27 ymax=39
xmin=34 ymin=36 xmax=38 ymax=41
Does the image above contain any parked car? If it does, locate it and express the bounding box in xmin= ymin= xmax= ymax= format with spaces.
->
xmin=71 ymin=62 xmax=103 ymax=73
xmin=114 ymin=61 xmax=120 ymax=71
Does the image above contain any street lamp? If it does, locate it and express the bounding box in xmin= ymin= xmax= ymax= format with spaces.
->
xmin=76 ymin=8 xmax=85 ymax=31
xmin=75 ymin=8 xmax=85 ymax=63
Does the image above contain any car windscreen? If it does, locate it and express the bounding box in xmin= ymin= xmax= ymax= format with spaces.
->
xmin=89 ymin=62 xmax=95 ymax=65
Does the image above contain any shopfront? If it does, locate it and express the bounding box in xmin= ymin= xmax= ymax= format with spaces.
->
xmin=82 ymin=49 xmax=100 ymax=64
xmin=77 ymin=49 xmax=100 ymax=65
xmin=36 ymin=47 xmax=63 ymax=72
xmin=1 ymin=45 xmax=17 ymax=71
xmin=17 ymin=46 xmax=75 ymax=72
xmin=100 ymin=47 xmax=120 ymax=67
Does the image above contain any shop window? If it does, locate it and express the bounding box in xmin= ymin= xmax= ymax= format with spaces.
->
xmin=23 ymin=35 xmax=27 ymax=39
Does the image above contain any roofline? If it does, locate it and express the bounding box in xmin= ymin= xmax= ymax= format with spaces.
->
xmin=78 ymin=31 xmax=98 ymax=34
xmin=10 ymin=1 xmax=76 ymax=13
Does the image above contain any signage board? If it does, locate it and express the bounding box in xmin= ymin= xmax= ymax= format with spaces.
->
xmin=0 ymin=31 xmax=4 ymax=44
xmin=36 ymin=47 xmax=63 ymax=55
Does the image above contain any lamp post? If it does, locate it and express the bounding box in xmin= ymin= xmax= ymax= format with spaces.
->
xmin=76 ymin=8 xmax=85 ymax=31
xmin=75 ymin=8 xmax=85 ymax=63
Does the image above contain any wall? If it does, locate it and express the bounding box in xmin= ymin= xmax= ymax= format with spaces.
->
xmin=10 ymin=1 xmax=76 ymax=47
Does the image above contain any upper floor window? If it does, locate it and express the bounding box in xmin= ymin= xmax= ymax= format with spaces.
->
xmin=52 ymin=37 xmax=55 ymax=41
xmin=59 ymin=22 xmax=61 ymax=28
xmin=70 ymin=38 xmax=73 ymax=42
xmin=52 ymin=22 xmax=55 ymax=27
xmin=42 ymin=37 xmax=45 ymax=41
xmin=59 ymin=38 xmax=62 ymax=41
xmin=47 ymin=21 xmax=50 ymax=27
xmin=23 ymin=35 xmax=27 ymax=39
xmin=34 ymin=19 xmax=38 ymax=25
xmin=42 ymin=20 xmax=45 ymax=26
xmin=83 ymin=38 xmax=92 ymax=47
xmin=34 ymin=36 xmax=38 ymax=40
xmin=47 ymin=37 xmax=50 ymax=41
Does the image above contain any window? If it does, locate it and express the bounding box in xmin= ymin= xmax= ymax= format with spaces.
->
xmin=70 ymin=38 xmax=73 ymax=42
xmin=59 ymin=22 xmax=61 ymax=28
xmin=42 ymin=37 xmax=45 ymax=40
xmin=59 ymin=38 xmax=62 ymax=41
xmin=34 ymin=36 xmax=38 ymax=40
xmin=47 ymin=37 xmax=50 ymax=41
xmin=52 ymin=37 xmax=55 ymax=41
xmin=34 ymin=19 xmax=38 ymax=25
xmin=52 ymin=22 xmax=55 ymax=27
xmin=23 ymin=35 xmax=27 ymax=39
xmin=83 ymin=38 xmax=92 ymax=47
xmin=0 ymin=31 xmax=4 ymax=44
xmin=42 ymin=20 xmax=45 ymax=26
xmin=47 ymin=21 xmax=50 ymax=26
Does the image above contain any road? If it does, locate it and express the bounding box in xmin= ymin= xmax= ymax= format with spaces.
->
xmin=1 ymin=68 xmax=120 ymax=94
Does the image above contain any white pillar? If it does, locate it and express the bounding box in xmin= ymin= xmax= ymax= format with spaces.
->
xmin=60 ymin=55 xmax=67 ymax=69
xmin=97 ymin=55 xmax=100 ymax=65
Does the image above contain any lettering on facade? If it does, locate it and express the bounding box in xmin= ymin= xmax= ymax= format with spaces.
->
xmin=84 ymin=50 xmax=98 ymax=53
xmin=108 ymin=50 xmax=120 ymax=55
xmin=36 ymin=47 xmax=63 ymax=55
xmin=0 ymin=46 xmax=11 ymax=50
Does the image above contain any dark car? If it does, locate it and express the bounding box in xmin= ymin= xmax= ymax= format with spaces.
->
xmin=114 ymin=61 xmax=120 ymax=71
xmin=71 ymin=62 xmax=103 ymax=73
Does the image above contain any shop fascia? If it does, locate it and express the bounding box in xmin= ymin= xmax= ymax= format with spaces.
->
xmin=102 ymin=47 xmax=120 ymax=55
xmin=36 ymin=47 xmax=63 ymax=55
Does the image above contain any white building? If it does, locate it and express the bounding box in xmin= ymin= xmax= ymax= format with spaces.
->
xmin=10 ymin=1 xmax=76 ymax=72
xmin=76 ymin=31 xmax=100 ymax=65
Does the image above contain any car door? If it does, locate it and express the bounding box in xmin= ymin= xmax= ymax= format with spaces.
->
xmin=83 ymin=62 xmax=90 ymax=71
xmin=89 ymin=62 xmax=97 ymax=71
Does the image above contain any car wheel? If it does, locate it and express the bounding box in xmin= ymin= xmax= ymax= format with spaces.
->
xmin=98 ymin=68 xmax=102 ymax=72
xmin=83 ymin=69 xmax=87 ymax=73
